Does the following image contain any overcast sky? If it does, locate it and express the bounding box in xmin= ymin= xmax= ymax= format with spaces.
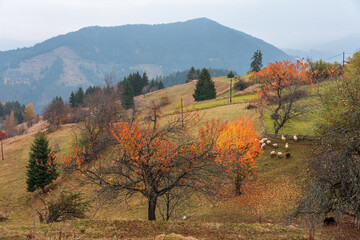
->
xmin=0 ymin=0 xmax=359 ymax=51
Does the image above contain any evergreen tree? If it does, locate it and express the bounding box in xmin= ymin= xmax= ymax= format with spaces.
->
xmin=227 ymin=71 xmax=235 ymax=78
xmin=85 ymin=86 xmax=100 ymax=98
xmin=14 ymin=108 xmax=24 ymax=124
xmin=121 ymin=80 xmax=135 ymax=109
xmin=26 ymin=132 xmax=58 ymax=192
xmin=75 ymin=88 xmax=85 ymax=106
xmin=193 ymin=68 xmax=216 ymax=101
xmin=249 ymin=50 xmax=263 ymax=73
xmin=158 ymin=80 xmax=164 ymax=89
xmin=142 ymin=72 xmax=149 ymax=88
xmin=69 ymin=91 xmax=76 ymax=108
xmin=186 ymin=67 xmax=200 ymax=82
xmin=0 ymin=104 xmax=4 ymax=119
xmin=149 ymin=80 xmax=155 ymax=90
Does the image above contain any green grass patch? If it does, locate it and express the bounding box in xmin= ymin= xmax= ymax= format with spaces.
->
xmin=187 ymin=93 xmax=258 ymax=110
xmin=263 ymin=95 xmax=322 ymax=135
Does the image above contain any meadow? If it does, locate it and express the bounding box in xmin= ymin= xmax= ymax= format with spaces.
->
xmin=0 ymin=75 xmax=354 ymax=239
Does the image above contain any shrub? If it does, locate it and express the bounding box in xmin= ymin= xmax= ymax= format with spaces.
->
xmin=246 ymin=104 xmax=257 ymax=109
xmin=159 ymin=94 xmax=170 ymax=107
xmin=234 ymin=77 xmax=250 ymax=91
xmin=227 ymin=71 xmax=235 ymax=78
xmin=37 ymin=191 xmax=90 ymax=223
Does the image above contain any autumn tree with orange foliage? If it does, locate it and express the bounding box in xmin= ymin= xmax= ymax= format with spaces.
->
xmin=216 ymin=117 xmax=263 ymax=195
xmin=255 ymin=59 xmax=312 ymax=134
xmin=65 ymin=109 xmax=225 ymax=221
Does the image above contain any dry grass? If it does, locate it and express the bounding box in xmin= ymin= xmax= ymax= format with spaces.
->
xmin=0 ymin=122 xmax=80 ymax=226
xmin=1 ymin=79 xmax=359 ymax=239
xmin=134 ymin=76 xmax=232 ymax=113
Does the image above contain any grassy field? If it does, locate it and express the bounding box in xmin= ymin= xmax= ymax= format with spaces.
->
xmin=0 ymin=78 xmax=357 ymax=239
xmin=0 ymin=122 xmax=80 ymax=226
xmin=134 ymin=76 xmax=231 ymax=113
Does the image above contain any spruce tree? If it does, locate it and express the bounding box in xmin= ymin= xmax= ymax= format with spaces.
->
xmin=70 ymin=91 xmax=76 ymax=108
xmin=227 ymin=71 xmax=235 ymax=78
xmin=158 ymin=80 xmax=164 ymax=89
xmin=249 ymin=50 xmax=263 ymax=73
xmin=76 ymin=88 xmax=85 ymax=106
xmin=193 ymin=68 xmax=216 ymax=101
xmin=26 ymin=132 xmax=58 ymax=192
xmin=121 ymin=80 xmax=135 ymax=109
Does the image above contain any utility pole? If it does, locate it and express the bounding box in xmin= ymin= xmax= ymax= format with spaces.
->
xmin=33 ymin=209 xmax=36 ymax=234
xmin=228 ymin=78 xmax=232 ymax=103
xmin=1 ymin=140 xmax=3 ymax=161
xmin=1 ymin=139 xmax=4 ymax=161
xmin=181 ymin=97 xmax=184 ymax=128
xmin=343 ymin=52 xmax=345 ymax=67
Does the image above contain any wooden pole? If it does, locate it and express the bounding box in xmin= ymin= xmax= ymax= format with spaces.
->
xmin=33 ymin=209 xmax=36 ymax=233
xmin=1 ymin=139 xmax=3 ymax=161
xmin=230 ymin=78 xmax=233 ymax=103
xmin=181 ymin=97 xmax=184 ymax=128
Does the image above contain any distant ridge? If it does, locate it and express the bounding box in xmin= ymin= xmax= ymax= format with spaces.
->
xmin=0 ymin=18 xmax=291 ymax=112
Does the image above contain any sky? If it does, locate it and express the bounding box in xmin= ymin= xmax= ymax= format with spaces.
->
xmin=0 ymin=0 xmax=359 ymax=51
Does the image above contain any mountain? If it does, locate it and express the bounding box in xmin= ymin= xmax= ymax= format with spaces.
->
xmin=284 ymin=34 xmax=360 ymax=63
xmin=0 ymin=18 xmax=291 ymax=113
xmin=283 ymin=48 xmax=339 ymax=62
xmin=313 ymin=33 xmax=360 ymax=54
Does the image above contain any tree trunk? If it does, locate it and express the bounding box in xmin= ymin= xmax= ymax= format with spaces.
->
xmin=148 ymin=194 xmax=158 ymax=221
xmin=235 ymin=173 xmax=242 ymax=196
xmin=166 ymin=192 xmax=170 ymax=221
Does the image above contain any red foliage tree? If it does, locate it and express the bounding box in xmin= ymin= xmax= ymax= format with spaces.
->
xmin=65 ymin=110 xmax=225 ymax=221
xmin=255 ymin=60 xmax=312 ymax=134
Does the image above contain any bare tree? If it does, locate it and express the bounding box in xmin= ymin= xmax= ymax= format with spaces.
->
xmin=3 ymin=111 xmax=17 ymax=137
xmin=43 ymin=99 xmax=67 ymax=128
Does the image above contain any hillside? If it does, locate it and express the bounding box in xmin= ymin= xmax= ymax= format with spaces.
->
xmin=0 ymin=18 xmax=291 ymax=112
xmin=1 ymin=77 xmax=357 ymax=239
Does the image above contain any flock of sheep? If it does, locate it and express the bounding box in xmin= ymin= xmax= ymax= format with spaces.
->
xmin=259 ymin=135 xmax=298 ymax=159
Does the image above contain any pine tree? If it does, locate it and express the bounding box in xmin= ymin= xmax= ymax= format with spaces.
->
xmin=193 ymin=68 xmax=216 ymax=101
xmin=227 ymin=71 xmax=235 ymax=78
xmin=75 ymin=88 xmax=85 ymax=106
xmin=121 ymin=80 xmax=135 ymax=109
xmin=186 ymin=67 xmax=200 ymax=82
xmin=26 ymin=132 xmax=58 ymax=192
xmin=69 ymin=91 xmax=76 ymax=108
xmin=249 ymin=50 xmax=263 ymax=73
xmin=158 ymin=80 xmax=164 ymax=89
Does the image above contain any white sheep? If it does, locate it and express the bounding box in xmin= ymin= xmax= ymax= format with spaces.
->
xmin=270 ymin=151 xmax=277 ymax=157
xmin=261 ymin=143 xmax=267 ymax=149
xmin=285 ymin=142 xmax=289 ymax=151
xmin=266 ymin=140 xmax=271 ymax=145
xmin=293 ymin=135 xmax=298 ymax=142
xmin=272 ymin=143 xmax=278 ymax=148
xmin=277 ymin=152 xmax=283 ymax=158
xmin=281 ymin=135 xmax=286 ymax=143
xmin=261 ymin=138 xmax=268 ymax=142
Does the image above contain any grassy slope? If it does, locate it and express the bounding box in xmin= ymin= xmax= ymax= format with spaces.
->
xmin=0 ymin=122 xmax=79 ymax=225
xmin=0 ymin=77 xmax=352 ymax=239
xmin=134 ymin=76 xmax=231 ymax=113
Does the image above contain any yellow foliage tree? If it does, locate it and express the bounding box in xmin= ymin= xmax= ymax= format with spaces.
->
xmin=24 ymin=103 xmax=36 ymax=126
xmin=216 ymin=117 xmax=263 ymax=195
